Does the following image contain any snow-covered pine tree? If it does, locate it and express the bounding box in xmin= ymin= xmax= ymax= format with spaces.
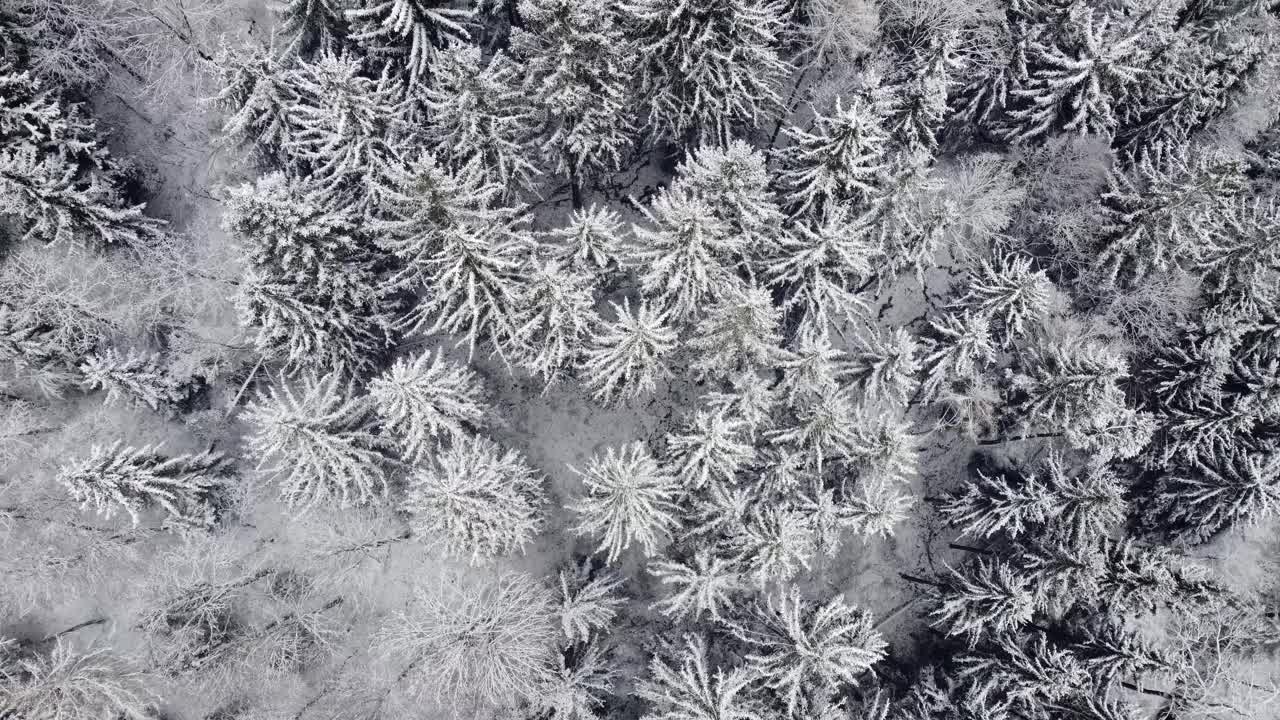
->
xmin=579 ymin=298 xmax=678 ymax=404
xmin=1145 ymin=448 xmax=1280 ymax=544
xmin=343 ymin=0 xmax=472 ymax=85
xmin=404 ymin=435 xmax=546 ymax=562
xmin=571 ymin=442 xmax=681 ymax=562
xmin=376 ymin=154 xmax=532 ymax=356
xmin=665 ymin=410 xmax=755 ymax=490
xmin=225 ymin=173 xmax=396 ymax=376
xmin=632 ymin=187 xmax=745 ymax=321
xmin=688 ymin=285 xmax=784 ymax=381
xmin=771 ymin=387 xmax=861 ymax=469
xmin=929 ymin=559 xmax=1036 ymax=643
xmin=706 ymin=371 xmax=779 ymax=437
xmin=1068 ymin=620 xmax=1173 ymax=685
xmin=212 ymin=43 xmax=299 ymax=163
xmin=1000 ymin=3 xmax=1158 ymax=142
xmin=244 ymin=373 xmax=395 ymax=509
xmin=778 ymin=96 xmax=893 ymax=216
xmin=621 ymin=0 xmax=790 ymax=143
xmin=1008 ymin=336 xmax=1133 ymax=450
xmin=1094 ymin=145 xmax=1244 ymax=286
xmin=510 ymin=258 xmax=597 ymax=385
xmin=728 ymin=586 xmax=886 ymax=715
xmin=918 ymin=310 xmax=997 ymax=404
xmin=556 ymin=560 xmax=624 ymax=644
xmin=845 ymin=324 xmax=920 ymax=407
xmin=546 ymin=204 xmax=626 ymax=276
xmin=677 ymin=140 xmax=783 ymax=256
xmin=423 ymin=45 xmax=539 ymax=195
xmin=877 ymin=50 xmax=950 ymax=161
xmin=79 ymin=349 xmax=180 ymax=412
xmin=513 ymin=0 xmax=636 ymax=206
xmin=637 ymin=635 xmax=762 ymax=720
xmin=956 ymin=252 xmax=1054 ymax=345
xmin=541 ymin=641 xmax=617 ymax=719
xmin=368 ymin=348 xmax=487 ymax=462
xmin=956 ymin=633 xmax=1088 ymax=708
xmin=282 ymin=53 xmax=408 ymax=207
xmin=649 ymin=549 xmax=746 ymax=621
xmin=56 ymin=441 xmax=227 ymax=530
xmin=764 ymin=205 xmax=879 ymax=334
xmin=1196 ymin=195 xmax=1280 ymax=301
xmin=275 ymin=0 xmax=347 ymax=56
xmin=731 ymin=505 xmax=816 ymax=586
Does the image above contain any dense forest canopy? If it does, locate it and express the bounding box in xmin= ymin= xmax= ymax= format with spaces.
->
xmin=1 ymin=0 xmax=1279 ymax=718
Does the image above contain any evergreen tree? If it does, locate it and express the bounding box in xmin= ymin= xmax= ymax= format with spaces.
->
xmin=778 ymin=96 xmax=893 ymax=216
xmin=764 ymin=205 xmax=879 ymax=334
xmin=513 ymin=0 xmax=636 ymax=205
xmin=956 ymin=253 xmax=1054 ymax=345
xmin=770 ymin=388 xmax=861 ymax=469
xmin=571 ymin=442 xmax=681 ymax=562
xmin=1069 ymin=620 xmax=1173 ymax=685
xmin=919 ymin=310 xmax=996 ymax=404
xmin=404 ymin=435 xmax=546 ymax=562
xmin=580 ymin=299 xmax=679 ymax=404
xmin=556 ymin=561 xmax=624 ymax=644
xmin=244 ymin=373 xmax=395 ymax=509
xmin=1146 ymin=448 xmax=1280 ymax=544
xmin=377 ymin=155 xmax=532 ymax=355
xmin=283 ymin=53 xmax=408 ymax=206
xmin=1197 ymin=195 xmax=1280 ymax=300
xmin=706 ymin=371 xmax=779 ymax=437
xmin=368 ymin=348 xmax=488 ymax=463
xmin=547 ymin=204 xmax=626 ymax=276
xmin=0 ymin=303 xmax=76 ymax=398
xmin=957 ymin=634 xmax=1088 ymax=707
xmin=423 ymin=44 xmax=539 ymax=194
xmin=665 ymin=410 xmax=755 ymax=490
xmin=687 ymin=285 xmax=784 ymax=380
xmin=731 ymin=506 xmax=816 ymax=586
xmin=1094 ymin=146 xmax=1244 ymax=286
xmin=728 ymin=587 xmax=886 ymax=714
xmin=56 ymin=442 xmax=227 ymax=531
xmin=931 ymin=559 xmax=1036 ymax=643
xmin=846 ymin=325 xmax=920 ymax=407
xmin=510 ymin=258 xmax=597 ymax=385
xmin=633 ymin=187 xmax=745 ymax=321
xmin=224 ymin=173 xmax=396 ymax=376
xmin=650 ymin=550 xmax=745 ymax=621
xmin=678 ymin=140 xmax=783 ymax=255
xmin=211 ymin=43 xmax=299 ymax=162
xmin=1009 ymin=337 xmax=1133 ymax=450
xmin=78 ymin=349 xmax=180 ymax=412
xmin=622 ymin=0 xmax=790 ymax=143
xmin=275 ymin=0 xmax=347 ymax=55
xmin=637 ymin=635 xmax=763 ymax=720
xmin=343 ymin=0 xmax=472 ymax=85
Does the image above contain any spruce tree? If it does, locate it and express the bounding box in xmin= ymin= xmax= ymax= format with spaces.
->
xmin=931 ymin=559 xmax=1036 ymax=643
xmin=956 ymin=253 xmax=1054 ymax=345
xmin=368 ymin=348 xmax=488 ymax=462
xmin=665 ymin=410 xmax=755 ymax=490
xmin=687 ymin=285 xmax=784 ymax=381
xmin=649 ymin=550 xmax=745 ymax=621
xmin=212 ymin=43 xmax=298 ymax=163
xmin=244 ymin=373 xmax=395 ymax=509
xmin=79 ymin=349 xmax=180 ymax=412
xmin=56 ymin=442 xmax=227 ymax=531
xmin=637 ymin=635 xmax=762 ymax=720
xmin=764 ymin=205 xmax=879 ymax=334
xmin=404 ymin=436 xmax=546 ymax=562
xmin=547 ymin=204 xmax=626 ymax=276
xmin=678 ymin=140 xmax=783 ymax=255
xmin=510 ymin=259 xmax=597 ymax=385
xmin=571 ymin=442 xmax=681 ymax=562
xmin=579 ymin=299 xmax=678 ymax=404
xmin=778 ymin=96 xmax=893 ymax=216
xmin=1146 ymin=448 xmax=1280 ymax=544
xmin=275 ymin=0 xmax=347 ymax=56
xmin=343 ymin=0 xmax=472 ymax=85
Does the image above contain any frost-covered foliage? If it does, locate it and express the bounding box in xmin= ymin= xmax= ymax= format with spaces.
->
xmin=368 ymin=349 xmax=488 ymax=461
xmin=344 ymin=0 xmax=472 ymax=85
xmin=79 ymin=349 xmax=180 ymax=412
xmin=403 ymin=436 xmax=546 ymax=562
xmin=571 ymin=442 xmax=681 ymax=562
xmin=580 ymin=299 xmax=678 ymax=403
xmin=637 ymin=635 xmax=762 ymax=720
xmin=56 ymin=442 xmax=227 ymax=530
xmin=244 ymin=373 xmax=394 ymax=509
xmin=0 ymin=639 xmax=153 ymax=720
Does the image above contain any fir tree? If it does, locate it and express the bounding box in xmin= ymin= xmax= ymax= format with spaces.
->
xmin=931 ymin=559 xmax=1036 ymax=643
xmin=513 ymin=0 xmax=636 ymax=204
xmin=1197 ymin=195 xmax=1280 ymax=300
xmin=510 ymin=258 xmax=597 ymax=385
xmin=957 ymin=634 xmax=1088 ymax=707
xmin=78 ymin=349 xmax=179 ymax=412
xmin=706 ymin=371 xmax=779 ymax=437
xmin=665 ymin=410 xmax=755 ymax=489
xmin=1009 ymin=337 xmax=1132 ymax=449
xmin=770 ymin=388 xmax=861 ymax=469
xmin=919 ymin=310 xmax=997 ymax=404
xmin=244 ymin=373 xmax=394 ymax=509
xmin=633 ymin=187 xmax=745 ymax=321
xmin=547 ymin=204 xmax=626 ymax=275
xmin=556 ymin=561 xmax=624 ymax=644
xmin=731 ymin=506 xmax=816 ymax=586
xmin=622 ymin=0 xmax=790 ymax=143
xmin=423 ymin=45 xmax=539 ymax=194
xmin=778 ymin=96 xmax=893 ymax=216
xmin=956 ymin=253 xmax=1054 ymax=344
xmin=56 ymin=442 xmax=227 ymax=531
xmin=377 ymin=155 xmax=532 ymax=355
xmin=1094 ymin=146 xmax=1244 ymax=286
xmin=211 ymin=43 xmax=298 ymax=162
xmin=580 ymin=299 xmax=678 ymax=404
xmin=846 ymin=325 xmax=920 ymax=407
xmin=283 ymin=53 xmax=408 ymax=206
xmin=687 ymin=285 xmax=784 ymax=380
xmin=1069 ymin=620 xmax=1173 ymax=685
xmin=677 ymin=140 xmax=783 ymax=254
xmin=404 ymin=436 xmax=546 ymax=562
xmin=275 ymin=0 xmax=347 ymax=56
xmin=344 ymin=0 xmax=472 ymax=85
xmin=368 ymin=348 xmax=488 ymax=463
xmin=649 ymin=550 xmax=745 ymax=622
xmin=224 ymin=173 xmax=396 ymax=376
xmin=728 ymin=587 xmax=886 ymax=714
xmin=764 ymin=205 xmax=879 ymax=334
xmin=1146 ymin=448 xmax=1280 ymax=544
xmin=571 ymin=442 xmax=681 ymax=562
xmin=637 ymin=635 xmax=763 ymax=720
